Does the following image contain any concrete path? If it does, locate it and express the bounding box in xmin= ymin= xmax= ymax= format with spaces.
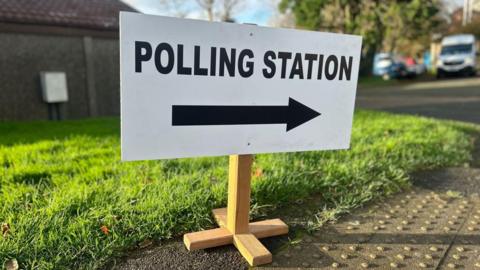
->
xmin=262 ymin=168 xmax=480 ymax=269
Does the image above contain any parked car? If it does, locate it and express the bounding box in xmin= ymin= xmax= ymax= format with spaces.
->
xmin=373 ymin=53 xmax=408 ymax=80
xmin=436 ymin=34 xmax=477 ymax=78
xmin=404 ymin=57 xmax=426 ymax=78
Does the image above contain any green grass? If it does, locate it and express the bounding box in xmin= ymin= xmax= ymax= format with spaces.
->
xmin=358 ymin=75 xmax=398 ymax=88
xmin=0 ymin=111 xmax=478 ymax=269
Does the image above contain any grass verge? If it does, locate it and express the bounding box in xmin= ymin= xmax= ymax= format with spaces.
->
xmin=0 ymin=110 xmax=478 ymax=269
xmin=358 ymin=73 xmax=436 ymax=89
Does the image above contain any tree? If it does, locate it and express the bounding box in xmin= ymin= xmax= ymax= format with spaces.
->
xmin=269 ymin=10 xmax=296 ymax=28
xmin=221 ymin=0 xmax=242 ymax=22
xmin=159 ymin=0 xmax=194 ymax=18
xmin=451 ymin=20 xmax=480 ymax=38
xmin=447 ymin=7 xmax=480 ymax=38
xmin=196 ymin=0 xmax=216 ymax=21
xmin=380 ymin=1 xmax=442 ymax=56
xmin=268 ymin=0 xmax=295 ymax=28
xmin=279 ymin=0 xmax=443 ymax=74
xmin=159 ymin=0 xmax=244 ymax=22
xmin=278 ymin=0 xmax=384 ymax=74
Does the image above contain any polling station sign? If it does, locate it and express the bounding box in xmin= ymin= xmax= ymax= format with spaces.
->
xmin=120 ymin=12 xmax=362 ymax=160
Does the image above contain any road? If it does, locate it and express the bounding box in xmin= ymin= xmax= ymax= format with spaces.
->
xmin=356 ymin=77 xmax=480 ymax=124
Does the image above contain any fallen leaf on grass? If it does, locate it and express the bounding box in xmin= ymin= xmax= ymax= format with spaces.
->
xmin=254 ymin=168 xmax=263 ymax=177
xmin=2 ymin=223 xmax=10 ymax=237
xmin=100 ymin=225 xmax=110 ymax=235
xmin=5 ymin=259 xmax=19 ymax=270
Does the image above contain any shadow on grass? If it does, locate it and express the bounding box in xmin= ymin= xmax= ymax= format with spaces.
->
xmin=12 ymin=171 xmax=52 ymax=185
xmin=0 ymin=117 xmax=119 ymax=146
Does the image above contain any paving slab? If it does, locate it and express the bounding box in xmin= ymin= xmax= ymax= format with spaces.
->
xmin=261 ymin=188 xmax=465 ymax=269
xmin=254 ymin=167 xmax=480 ymax=270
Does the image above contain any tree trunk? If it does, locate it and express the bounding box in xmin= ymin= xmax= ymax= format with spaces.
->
xmin=360 ymin=44 xmax=377 ymax=76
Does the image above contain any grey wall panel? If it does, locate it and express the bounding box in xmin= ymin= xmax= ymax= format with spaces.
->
xmin=92 ymin=37 xmax=120 ymax=117
xmin=0 ymin=32 xmax=120 ymax=121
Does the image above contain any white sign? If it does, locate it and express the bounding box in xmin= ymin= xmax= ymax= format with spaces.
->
xmin=120 ymin=12 xmax=362 ymax=161
xmin=40 ymin=72 xmax=68 ymax=103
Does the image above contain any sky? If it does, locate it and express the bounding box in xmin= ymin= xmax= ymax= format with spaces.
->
xmin=121 ymin=0 xmax=467 ymax=26
xmin=121 ymin=0 xmax=278 ymax=26
xmin=448 ymin=0 xmax=465 ymax=11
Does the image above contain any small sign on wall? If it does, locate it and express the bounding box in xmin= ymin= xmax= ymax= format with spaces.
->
xmin=40 ymin=72 xmax=69 ymax=103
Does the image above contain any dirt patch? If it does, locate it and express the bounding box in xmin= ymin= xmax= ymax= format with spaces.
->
xmin=107 ymin=240 xmax=248 ymax=270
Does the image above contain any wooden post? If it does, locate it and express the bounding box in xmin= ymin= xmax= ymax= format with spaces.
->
xmin=227 ymin=154 xmax=252 ymax=234
xmin=183 ymin=154 xmax=288 ymax=266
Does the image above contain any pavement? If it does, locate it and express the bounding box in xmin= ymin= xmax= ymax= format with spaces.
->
xmin=109 ymin=77 xmax=480 ymax=270
xmin=265 ymin=167 xmax=480 ymax=269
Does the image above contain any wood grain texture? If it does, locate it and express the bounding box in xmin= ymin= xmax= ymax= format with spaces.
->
xmin=227 ymin=154 xmax=252 ymax=234
xmin=183 ymin=227 xmax=232 ymax=251
xmin=233 ymin=234 xmax=272 ymax=266
xmin=212 ymin=207 xmax=227 ymax=228
xmin=249 ymin=218 xmax=289 ymax=239
xmin=212 ymin=207 xmax=288 ymax=239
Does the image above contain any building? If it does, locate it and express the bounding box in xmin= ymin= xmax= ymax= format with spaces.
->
xmin=0 ymin=0 xmax=136 ymax=121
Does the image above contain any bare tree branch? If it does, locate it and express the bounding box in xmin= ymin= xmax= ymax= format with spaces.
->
xmin=196 ymin=0 xmax=216 ymax=21
xmin=221 ymin=0 xmax=241 ymax=22
xmin=159 ymin=0 xmax=193 ymax=18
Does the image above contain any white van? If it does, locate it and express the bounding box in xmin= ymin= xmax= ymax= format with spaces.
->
xmin=436 ymin=34 xmax=477 ymax=78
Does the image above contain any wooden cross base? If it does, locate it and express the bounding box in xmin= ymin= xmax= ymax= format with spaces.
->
xmin=183 ymin=155 xmax=289 ymax=266
xmin=184 ymin=207 xmax=288 ymax=266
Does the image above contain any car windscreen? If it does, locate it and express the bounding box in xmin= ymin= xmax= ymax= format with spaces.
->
xmin=377 ymin=56 xmax=392 ymax=62
xmin=440 ymin=44 xmax=473 ymax=55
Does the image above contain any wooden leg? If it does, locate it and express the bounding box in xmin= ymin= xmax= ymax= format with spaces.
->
xmin=233 ymin=234 xmax=272 ymax=266
xmin=183 ymin=154 xmax=288 ymax=266
xmin=184 ymin=227 xmax=232 ymax=251
xmin=212 ymin=208 xmax=228 ymax=227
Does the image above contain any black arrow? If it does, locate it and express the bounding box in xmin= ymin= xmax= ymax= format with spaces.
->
xmin=172 ymin=98 xmax=321 ymax=131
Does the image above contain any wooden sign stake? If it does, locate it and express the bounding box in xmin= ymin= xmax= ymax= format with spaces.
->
xmin=184 ymin=154 xmax=289 ymax=266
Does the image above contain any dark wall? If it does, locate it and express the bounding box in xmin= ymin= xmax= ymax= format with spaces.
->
xmin=93 ymin=38 xmax=120 ymax=116
xmin=0 ymin=32 xmax=119 ymax=121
